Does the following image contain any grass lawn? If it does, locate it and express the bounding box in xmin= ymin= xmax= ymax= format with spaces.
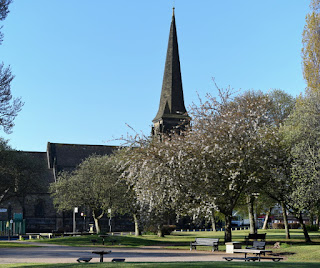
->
xmin=0 ymin=242 xmax=39 ymax=248
xmin=1 ymin=262 xmax=320 ymax=268
xmin=28 ymin=229 xmax=320 ymax=248
xmin=1 ymin=229 xmax=320 ymax=267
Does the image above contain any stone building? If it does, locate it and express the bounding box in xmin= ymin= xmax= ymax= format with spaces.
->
xmin=0 ymin=8 xmax=189 ymax=234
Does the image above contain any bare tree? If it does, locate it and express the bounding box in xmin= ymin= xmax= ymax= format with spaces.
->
xmin=0 ymin=0 xmax=23 ymax=133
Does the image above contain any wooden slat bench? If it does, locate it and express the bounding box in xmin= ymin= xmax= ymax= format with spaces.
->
xmin=190 ymin=238 xmax=219 ymax=251
xmin=112 ymin=258 xmax=125 ymax=262
xmin=246 ymin=241 xmax=266 ymax=250
xmin=223 ymin=256 xmax=254 ymax=262
xmin=77 ymin=257 xmax=92 ymax=263
xmin=245 ymin=233 xmax=266 ymax=245
xmin=256 ymin=256 xmax=283 ymax=262
xmin=223 ymin=256 xmax=283 ymax=262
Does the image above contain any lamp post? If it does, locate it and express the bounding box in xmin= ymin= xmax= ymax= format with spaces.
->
xmin=73 ymin=207 xmax=78 ymax=233
xmin=108 ymin=209 xmax=112 ymax=233
xmin=81 ymin=212 xmax=86 ymax=232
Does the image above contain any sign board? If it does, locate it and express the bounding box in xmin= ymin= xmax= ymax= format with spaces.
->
xmin=14 ymin=213 xmax=23 ymax=220
xmin=74 ymin=207 xmax=78 ymax=213
xmin=0 ymin=208 xmax=7 ymax=213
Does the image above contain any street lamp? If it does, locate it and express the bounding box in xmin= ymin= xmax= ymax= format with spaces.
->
xmin=81 ymin=212 xmax=86 ymax=232
xmin=108 ymin=209 xmax=112 ymax=233
xmin=73 ymin=207 xmax=78 ymax=233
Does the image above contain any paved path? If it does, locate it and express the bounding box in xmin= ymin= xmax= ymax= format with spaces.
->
xmin=0 ymin=241 xmax=283 ymax=264
xmin=0 ymin=241 xmax=235 ymax=264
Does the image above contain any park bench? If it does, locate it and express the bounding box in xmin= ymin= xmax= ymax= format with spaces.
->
xmin=223 ymin=256 xmax=254 ymax=262
xmin=254 ymin=256 xmax=283 ymax=262
xmin=225 ymin=248 xmax=283 ymax=262
xmin=190 ymin=238 xmax=219 ymax=251
xmin=246 ymin=241 xmax=266 ymax=256
xmin=112 ymin=258 xmax=125 ymax=262
xmin=223 ymin=256 xmax=283 ymax=262
xmin=77 ymin=257 xmax=92 ymax=263
xmin=244 ymin=233 xmax=266 ymax=245
xmin=246 ymin=241 xmax=266 ymax=250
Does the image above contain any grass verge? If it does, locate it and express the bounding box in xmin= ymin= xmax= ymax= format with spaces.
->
xmin=0 ymin=242 xmax=39 ymax=248
xmin=1 ymin=262 xmax=320 ymax=268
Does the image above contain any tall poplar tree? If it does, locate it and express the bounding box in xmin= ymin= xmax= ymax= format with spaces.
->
xmin=302 ymin=0 xmax=320 ymax=92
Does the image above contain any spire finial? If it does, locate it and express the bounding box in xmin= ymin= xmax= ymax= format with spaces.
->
xmin=172 ymin=6 xmax=175 ymax=16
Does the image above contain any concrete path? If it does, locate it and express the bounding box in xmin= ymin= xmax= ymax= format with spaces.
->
xmin=0 ymin=241 xmax=280 ymax=264
xmin=0 ymin=244 xmax=227 ymax=264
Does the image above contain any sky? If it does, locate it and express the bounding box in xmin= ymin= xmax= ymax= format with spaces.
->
xmin=0 ymin=0 xmax=310 ymax=152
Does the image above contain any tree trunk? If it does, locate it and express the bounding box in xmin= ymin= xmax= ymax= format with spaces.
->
xmin=224 ymin=214 xmax=232 ymax=242
xmin=210 ymin=208 xmax=217 ymax=232
xmin=297 ymin=212 xmax=311 ymax=242
xmin=309 ymin=212 xmax=314 ymax=226
xmin=281 ymin=201 xmax=290 ymax=239
xmin=92 ymin=210 xmax=103 ymax=234
xmin=262 ymin=208 xmax=271 ymax=230
xmin=0 ymin=188 xmax=10 ymax=204
xmin=157 ymin=224 xmax=164 ymax=237
xmin=247 ymin=195 xmax=256 ymax=234
xmin=93 ymin=217 xmax=100 ymax=234
xmin=133 ymin=213 xmax=141 ymax=236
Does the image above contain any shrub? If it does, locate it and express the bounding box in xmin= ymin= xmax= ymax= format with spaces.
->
xmin=288 ymin=223 xmax=300 ymax=229
xmin=272 ymin=222 xmax=300 ymax=229
xmin=306 ymin=225 xmax=319 ymax=231
xmin=143 ymin=225 xmax=157 ymax=235
xmin=161 ymin=225 xmax=176 ymax=235
xmin=272 ymin=223 xmax=284 ymax=229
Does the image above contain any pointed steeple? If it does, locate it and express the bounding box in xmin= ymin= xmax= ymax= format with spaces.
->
xmin=152 ymin=9 xmax=189 ymax=135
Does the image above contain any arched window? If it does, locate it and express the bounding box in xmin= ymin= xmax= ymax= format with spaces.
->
xmin=34 ymin=199 xmax=45 ymax=217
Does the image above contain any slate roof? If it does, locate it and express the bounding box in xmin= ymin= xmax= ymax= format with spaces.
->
xmin=47 ymin=142 xmax=118 ymax=172
xmin=20 ymin=151 xmax=55 ymax=185
xmin=153 ymin=8 xmax=188 ymax=123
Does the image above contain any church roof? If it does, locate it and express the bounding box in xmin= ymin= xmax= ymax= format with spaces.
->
xmin=153 ymin=8 xmax=188 ymax=123
xmin=21 ymin=151 xmax=56 ymax=184
xmin=47 ymin=142 xmax=118 ymax=171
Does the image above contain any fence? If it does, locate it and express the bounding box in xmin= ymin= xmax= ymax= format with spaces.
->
xmin=0 ymin=220 xmax=26 ymax=235
xmin=174 ymin=227 xmax=250 ymax=232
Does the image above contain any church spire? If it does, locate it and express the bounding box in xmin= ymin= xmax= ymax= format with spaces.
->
xmin=152 ymin=9 xmax=189 ymax=136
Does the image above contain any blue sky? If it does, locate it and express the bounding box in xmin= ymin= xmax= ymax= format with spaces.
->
xmin=0 ymin=1 xmax=310 ymax=151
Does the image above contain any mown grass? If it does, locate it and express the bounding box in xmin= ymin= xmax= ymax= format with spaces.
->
xmin=1 ymin=262 xmax=320 ymax=268
xmin=2 ymin=229 xmax=320 ymax=266
xmin=0 ymin=242 xmax=39 ymax=248
xmin=29 ymin=229 xmax=320 ymax=248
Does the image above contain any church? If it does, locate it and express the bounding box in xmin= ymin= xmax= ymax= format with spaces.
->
xmin=0 ymin=8 xmax=189 ymax=234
